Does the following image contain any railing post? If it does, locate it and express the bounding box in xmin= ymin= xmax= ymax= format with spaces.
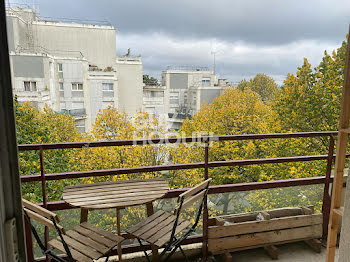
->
xmin=24 ymin=216 xmax=34 ymax=262
xmin=322 ymin=135 xmax=335 ymax=240
xmin=39 ymin=147 xmax=49 ymax=261
xmin=202 ymin=140 xmax=209 ymax=261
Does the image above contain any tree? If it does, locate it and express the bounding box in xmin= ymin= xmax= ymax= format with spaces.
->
xmin=70 ymin=107 xmax=168 ymax=230
xmin=274 ymin=39 xmax=347 ymax=133
xmin=170 ymin=88 xmax=274 ymax=187
xmin=16 ymin=101 xmax=80 ymax=202
xmin=237 ymin=73 xmax=279 ymax=104
xmin=143 ymin=74 xmax=159 ymax=86
xmin=170 ymin=88 xmax=326 ymax=214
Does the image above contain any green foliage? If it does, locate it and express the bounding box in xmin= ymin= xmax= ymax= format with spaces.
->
xmin=143 ymin=74 xmax=159 ymax=86
xmin=16 ymin=101 xmax=80 ymax=202
xmin=274 ymin=40 xmax=347 ymax=133
xmin=237 ymin=73 xmax=279 ymax=104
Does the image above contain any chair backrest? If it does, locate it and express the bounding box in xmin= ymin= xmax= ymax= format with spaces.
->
xmin=22 ymin=199 xmax=65 ymax=234
xmin=166 ymin=179 xmax=211 ymax=246
xmin=175 ymin=178 xmax=211 ymax=215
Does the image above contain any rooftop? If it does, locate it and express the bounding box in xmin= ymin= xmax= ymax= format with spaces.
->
xmin=165 ymin=65 xmax=212 ymax=72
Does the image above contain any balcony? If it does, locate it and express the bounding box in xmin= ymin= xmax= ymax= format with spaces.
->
xmin=60 ymin=108 xmax=86 ymax=117
xmin=18 ymin=131 xmax=341 ymax=262
xmin=168 ymin=112 xmax=192 ymax=120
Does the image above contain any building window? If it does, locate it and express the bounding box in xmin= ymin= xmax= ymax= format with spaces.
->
xmin=103 ymin=83 xmax=114 ymax=98
xmin=144 ymin=90 xmax=164 ymax=98
xmin=170 ymin=99 xmax=179 ymax=105
xmin=59 ymin=82 xmax=64 ymax=97
xmin=24 ymin=81 xmax=37 ymax=91
xmin=151 ymin=91 xmax=164 ymax=98
xmin=72 ymin=83 xmax=83 ymax=91
xmin=102 ymin=83 xmax=114 ymax=91
xmin=58 ymin=63 xmax=63 ymax=78
xmin=202 ymin=79 xmax=211 ymax=86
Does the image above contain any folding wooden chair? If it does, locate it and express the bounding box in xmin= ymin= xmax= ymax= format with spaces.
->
xmin=126 ymin=178 xmax=211 ymax=262
xmin=22 ymin=199 xmax=124 ymax=262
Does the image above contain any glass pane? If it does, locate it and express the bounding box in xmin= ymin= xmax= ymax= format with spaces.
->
xmin=103 ymin=83 xmax=113 ymax=91
xmin=31 ymin=82 xmax=37 ymax=91
xmin=24 ymin=81 xmax=30 ymax=91
xmin=208 ymin=184 xmax=324 ymax=218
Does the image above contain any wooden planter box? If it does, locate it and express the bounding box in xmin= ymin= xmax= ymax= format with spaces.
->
xmin=208 ymin=206 xmax=322 ymax=260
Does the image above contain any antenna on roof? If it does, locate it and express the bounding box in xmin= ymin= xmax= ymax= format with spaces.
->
xmin=211 ymin=39 xmax=217 ymax=75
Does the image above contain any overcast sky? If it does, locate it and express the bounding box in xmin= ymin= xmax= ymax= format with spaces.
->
xmin=8 ymin=0 xmax=350 ymax=85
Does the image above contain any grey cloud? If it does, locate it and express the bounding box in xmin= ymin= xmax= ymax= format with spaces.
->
xmin=31 ymin=0 xmax=350 ymax=45
xmin=117 ymin=33 xmax=341 ymax=84
xmin=9 ymin=0 xmax=347 ymax=84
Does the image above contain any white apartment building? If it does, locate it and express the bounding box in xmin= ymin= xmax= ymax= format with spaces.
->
xmin=161 ymin=66 xmax=228 ymax=130
xmin=143 ymin=84 xmax=168 ymax=121
xmin=6 ymin=7 xmax=143 ymax=133
xmin=116 ymin=56 xmax=143 ymax=116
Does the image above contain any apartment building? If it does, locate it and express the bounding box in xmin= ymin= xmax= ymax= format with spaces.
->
xmin=143 ymin=84 xmax=168 ymax=121
xmin=116 ymin=56 xmax=143 ymax=116
xmin=6 ymin=7 xmax=143 ymax=132
xmin=161 ymin=66 xmax=227 ymax=130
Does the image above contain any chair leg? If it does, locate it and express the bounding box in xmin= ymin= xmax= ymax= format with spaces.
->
xmin=179 ymin=246 xmax=189 ymax=262
xmin=162 ymin=245 xmax=180 ymax=262
xmin=137 ymin=237 xmax=151 ymax=262
xmin=104 ymin=255 xmax=109 ymax=262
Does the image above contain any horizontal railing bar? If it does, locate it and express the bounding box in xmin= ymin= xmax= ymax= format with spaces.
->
xmin=17 ymin=131 xmax=337 ymax=151
xmin=20 ymin=162 xmax=205 ymax=182
xmin=20 ymin=154 xmax=332 ymax=183
xmin=208 ymin=155 xmax=329 ymax=168
xmin=42 ymin=176 xmax=332 ymax=211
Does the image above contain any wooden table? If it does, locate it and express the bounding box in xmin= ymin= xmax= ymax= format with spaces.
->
xmin=63 ymin=178 xmax=170 ymax=261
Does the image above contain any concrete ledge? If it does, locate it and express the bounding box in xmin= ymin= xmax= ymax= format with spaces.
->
xmin=97 ymin=243 xmax=202 ymax=262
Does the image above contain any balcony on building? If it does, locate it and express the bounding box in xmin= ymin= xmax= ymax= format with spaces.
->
xmin=18 ymin=131 xmax=342 ymax=262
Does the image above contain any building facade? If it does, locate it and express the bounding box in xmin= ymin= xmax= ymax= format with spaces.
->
xmin=142 ymin=84 xmax=167 ymax=120
xmin=161 ymin=66 xmax=227 ymax=130
xmin=6 ymin=7 xmax=143 ymax=133
xmin=6 ymin=7 xmax=227 ymax=133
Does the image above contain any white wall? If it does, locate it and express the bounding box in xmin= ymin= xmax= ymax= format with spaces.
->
xmin=33 ymin=22 xmax=116 ymax=68
xmin=116 ymin=57 xmax=143 ymax=116
xmin=88 ymin=71 xmax=118 ymax=125
xmin=7 ymin=9 xmax=117 ymax=68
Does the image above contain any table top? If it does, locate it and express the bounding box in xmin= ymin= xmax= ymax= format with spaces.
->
xmin=63 ymin=178 xmax=170 ymax=209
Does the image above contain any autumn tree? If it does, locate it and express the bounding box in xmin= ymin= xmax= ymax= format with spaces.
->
xmin=69 ymin=107 xmax=168 ymax=229
xmin=237 ymin=73 xmax=279 ymax=104
xmin=16 ymin=101 xmax=80 ymax=202
xmin=274 ymin=39 xmax=347 ymax=133
xmin=169 ymin=88 xmax=327 ymax=214
xmin=170 ymin=88 xmax=274 ymax=188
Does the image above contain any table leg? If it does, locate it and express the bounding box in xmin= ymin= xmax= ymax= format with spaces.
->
xmin=117 ymin=208 xmax=123 ymax=262
xmin=146 ymin=202 xmax=159 ymax=259
xmin=80 ymin=208 xmax=88 ymax=223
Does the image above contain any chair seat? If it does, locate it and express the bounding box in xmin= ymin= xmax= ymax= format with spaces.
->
xmin=48 ymin=222 xmax=123 ymax=262
xmin=126 ymin=210 xmax=191 ymax=247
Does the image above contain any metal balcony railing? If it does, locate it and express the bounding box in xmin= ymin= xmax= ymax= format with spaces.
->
xmin=60 ymin=108 xmax=86 ymax=116
xmin=18 ymin=131 xmax=342 ymax=261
